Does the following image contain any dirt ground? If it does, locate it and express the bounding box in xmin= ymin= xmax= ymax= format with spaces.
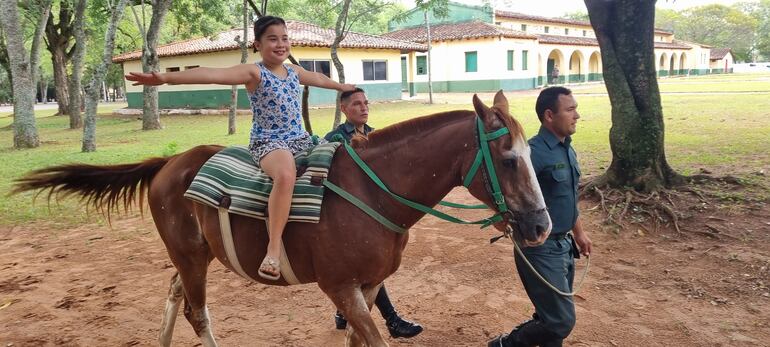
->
xmin=1 ymin=187 xmax=768 ymax=347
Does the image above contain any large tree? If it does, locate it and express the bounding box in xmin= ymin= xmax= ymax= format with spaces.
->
xmin=1 ymin=0 xmax=52 ymax=148
xmin=741 ymin=0 xmax=770 ymax=61
xmin=44 ymin=0 xmax=76 ymax=118
xmin=82 ymin=0 xmax=130 ymax=151
xmin=329 ymin=0 xmax=398 ymax=127
xmin=67 ymin=0 xmax=87 ymax=128
xmin=130 ymin=0 xmax=173 ymax=130
xmin=584 ymin=0 xmax=684 ymax=192
xmin=228 ymin=0 xmax=249 ymax=135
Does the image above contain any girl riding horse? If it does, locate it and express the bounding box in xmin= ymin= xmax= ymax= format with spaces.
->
xmin=126 ymin=16 xmax=355 ymax=281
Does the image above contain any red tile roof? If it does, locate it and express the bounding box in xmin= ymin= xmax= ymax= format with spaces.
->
xmin=710 ymin=48 xmax=732 ymax=60
xmin=381 ymin=20 xmax=536 ymax=43
xmin=113 ymin=20 xmax=426 ymax=63
xmin=537 ymin=34 xmax=691 ymax=49
xmin=494 ymin=10 xmax=673 ymax=35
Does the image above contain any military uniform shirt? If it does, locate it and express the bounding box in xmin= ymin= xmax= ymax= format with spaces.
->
xmin=323 ymin=121 xmax=374 ymax=143
xmin=528 ymin=126 xmax=581 ymax=234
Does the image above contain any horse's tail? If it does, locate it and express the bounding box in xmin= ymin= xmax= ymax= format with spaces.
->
xmin=11 ymin=156 xmax=172 ymax=218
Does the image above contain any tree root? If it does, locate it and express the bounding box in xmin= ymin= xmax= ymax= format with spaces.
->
xmin=582 ymin=181 xmax=684 ymax=234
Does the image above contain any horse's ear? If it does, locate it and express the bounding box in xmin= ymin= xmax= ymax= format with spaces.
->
xmin=493 ymin=90 xmax=509 ymax=112
xmin=472 ymin=94 xmax=489 ymax=119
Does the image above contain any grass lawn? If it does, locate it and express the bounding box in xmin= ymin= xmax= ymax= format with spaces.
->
xmin=572 ymin=73 xmax=770 ymax=94
xmin=2 ymin=74 xmax=769 ymax=225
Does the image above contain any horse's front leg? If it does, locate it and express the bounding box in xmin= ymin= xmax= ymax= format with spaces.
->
xmin=326 ymin=283 xmax=388 ymax=347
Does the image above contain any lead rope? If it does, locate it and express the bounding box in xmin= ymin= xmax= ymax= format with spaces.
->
xmin=508 ymin=228 xmax=591 ymax=297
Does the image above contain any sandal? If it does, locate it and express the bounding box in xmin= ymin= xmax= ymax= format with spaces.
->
xmin=258 ymin=255 xmax=281 ymax=281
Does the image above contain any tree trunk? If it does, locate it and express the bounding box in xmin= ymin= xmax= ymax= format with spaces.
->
xmin=0 ymin=31 xmax=12 ymax=98
xmin=40 ymin=78 xmax=48 ymax=103
xmin=68 ymin=0 xmax=87 ymax=129
xmin=83 ymin=0 xmax=129 ymax=152
xmin=330 ymin=0 xmax=352 ymax=129
xmin=425 ymin=10 xmax=433 ymax=104
xmin=141 ymin=0 xmax=173 ymax=130
xmin=585 ymin=0 xmax=684 ymax=192
xmin=45 ymin=2 xmax=73 ymax=118
xmin=228 ymin=0 xmax=249 ymax=136
xmin=30 ymin=0 xmax=52 ymax=88
xmin=0 ymin=0 xmax=47 ymax=148
xmin=302 ymin=85 xmax=311 ymax=134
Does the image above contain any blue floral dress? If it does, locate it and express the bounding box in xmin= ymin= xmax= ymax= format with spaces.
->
xmin=247 ymin=63 xmax=317 ymax=165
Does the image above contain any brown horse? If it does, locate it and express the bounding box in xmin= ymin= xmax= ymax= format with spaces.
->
xmin=13 ymin=92 xmax=551 ymax=347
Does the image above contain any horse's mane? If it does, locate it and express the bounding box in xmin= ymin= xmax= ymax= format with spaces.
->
xmin=355 ymin=110 xmax=475 ymax=149
xmin=349 ymin=106 xmax=526 ymax=151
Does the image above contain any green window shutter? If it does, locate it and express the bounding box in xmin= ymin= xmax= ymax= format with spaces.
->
xmin=416 ymin=56 xmax=427 ymax=75
xmin=465 ymin=51 xmax=477 ymax=72
xmin=522 ymin=50 xmax=528 ymax=70
xmin=507 ymin=50 xmax=514 ymax=71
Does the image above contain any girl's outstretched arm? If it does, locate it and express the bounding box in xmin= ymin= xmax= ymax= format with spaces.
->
xmin=289 ymin=64 xmax=355 ymax=92
xmin=125 ymin=64 xmax=261 ymax=90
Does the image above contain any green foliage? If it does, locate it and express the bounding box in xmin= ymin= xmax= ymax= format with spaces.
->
xmin=654 ymin=8 xmax=680 ymax=32
xmin=266 ymin=0 xmax=404 ymax=34
xmin=562 ymin=10 xmax=589 ymax=22
xmin=739 ymin=0 xmax=770 ymax=60
xmin=167 ymin=0 xmax=240 ymax=38
xmin=655 ymin=4 xmax=757 ymax=62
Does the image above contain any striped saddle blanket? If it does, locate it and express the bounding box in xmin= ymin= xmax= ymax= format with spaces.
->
xmin=183 ymin=142 xmax=341 ymax=223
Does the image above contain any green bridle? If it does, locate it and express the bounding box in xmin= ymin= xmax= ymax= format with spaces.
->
xmin=322 ymin=116 xmax=515 ymax=234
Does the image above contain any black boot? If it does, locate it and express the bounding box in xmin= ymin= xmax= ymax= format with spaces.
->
xmin=386 ymin=315 xmax=424 ymax=338
xmin=375 ymin=284 xmax=424 ymax=338
xmin=487 ymin=319 xmax=561 ymax=347
xmin=334 ymin=311 xmax=347 ymax=330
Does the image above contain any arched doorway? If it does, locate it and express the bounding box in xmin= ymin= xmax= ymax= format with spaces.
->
xmin=588 ymin=51 xmax=601 ymax=81
xmin=546 ymin=49 xmax=564 ymax=85
xmin=568 ymin=51 xmax=584 ymax=83
xmin=669 ymin=53 xmax=677 ymax=76
xmin=679 ymin=53 xmax=687 ymax=75
xmin=537 ymin=53 xmax=544 ymax=86
xmin=659 ymin=52 xmax=668 ymax=77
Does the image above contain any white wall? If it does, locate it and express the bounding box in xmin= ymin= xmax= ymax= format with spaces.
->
xmin=122 ymin=46 xmax=404 ymax=93
xmin=410 ymin=37 xmax=539 ymax=82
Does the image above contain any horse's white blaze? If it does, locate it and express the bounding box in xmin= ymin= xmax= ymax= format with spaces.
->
xmin=507 ymin=137 xmax=552 ymax=231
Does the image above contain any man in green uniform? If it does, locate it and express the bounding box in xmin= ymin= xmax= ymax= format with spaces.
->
xmin=488 ymin=86 xmax=592 ymax=347
xmin=324 ymin=87 xmax=374 ymax=143
xmin=325 ymin=87 xmax=423 ymax=339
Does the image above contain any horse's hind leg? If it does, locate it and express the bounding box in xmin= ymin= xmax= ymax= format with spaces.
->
xmin=158 ymin=272 xmax=183 ymax=347
xmin=154 ymin=210 xmax=217 ymax=346
xmin=178 ymin=253 xmax=217 ymax=347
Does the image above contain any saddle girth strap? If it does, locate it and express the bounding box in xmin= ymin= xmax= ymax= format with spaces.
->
xmin=217 ymin=208 xmax=300 ymax=285
xmin=269 ymin=217 xmax=301 ymax=285
xmin=218 ymin=207 xmax=258 ymax=282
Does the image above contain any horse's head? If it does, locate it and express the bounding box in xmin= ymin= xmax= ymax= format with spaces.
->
xmin=464 ymin=91 xmax=552 ymax=247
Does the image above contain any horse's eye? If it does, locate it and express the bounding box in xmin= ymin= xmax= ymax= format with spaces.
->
xmin=502 ymin=158 xmax=517 ymax=168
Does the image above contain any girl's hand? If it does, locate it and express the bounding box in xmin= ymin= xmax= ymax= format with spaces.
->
xmin=125 ymin=71 xmax=167 ymax=86
xmin=339 ymin=83 xmax=356 ymax=92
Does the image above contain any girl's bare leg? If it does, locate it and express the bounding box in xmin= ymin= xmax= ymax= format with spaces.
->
xmin=258 ymin=149 xmax=296 ymax=279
